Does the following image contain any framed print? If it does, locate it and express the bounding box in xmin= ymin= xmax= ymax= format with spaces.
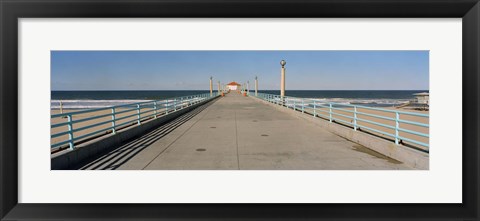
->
xmin=1 ymin=0 xmax=479 ymax=220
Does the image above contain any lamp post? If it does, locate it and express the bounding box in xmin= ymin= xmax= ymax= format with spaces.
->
xmin=247 ymin=81 xmax=250 ymax=95
xmin=209 ymin=76 xmax=213 ymax=97
xmin=280 ymin=60 xmax=286 ymax=97
xmin=255 ymin=76 xmax=258 ymax=96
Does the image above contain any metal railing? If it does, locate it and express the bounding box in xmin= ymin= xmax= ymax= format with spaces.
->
xmin=253 ymin=93 xmax=429 ymax=151
xmin=51 ymin=92 xmax=219 ymax=151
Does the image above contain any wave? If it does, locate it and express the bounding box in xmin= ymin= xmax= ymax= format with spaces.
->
xmin=51 ymin=98 xmax=204 ymax=109
xmin=51 ymin=97 xmax=411 ymax=109
xmin=274 ymin=98 xmax=410 ymax=107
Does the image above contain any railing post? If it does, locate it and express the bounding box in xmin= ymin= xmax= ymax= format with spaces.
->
xmin=329 ymin=103 xmax=333 ymax=122
xmin=174 ymin=99 xmax=177 ymax=111
xmin=313 ymin=100 xmax=316 ymax=117
xmin=111 ymin=107 xmax=116 ymax=134
xmin=353 ymin=106 xmax=357 ymax=131
xmin=165 ymin=100 xmax=169 ymax=114
xmin=395 ymin=112 xmax=399 ymax=145
xmin=301 ymin=99 xmax=304 ymax=113
xmin=153 ymin=101 xmax=157 ymax=119
xmin=137 ymin=104 xmax=141 ymax=125
xmin=67 ymin=114 xmax=74 ymax=150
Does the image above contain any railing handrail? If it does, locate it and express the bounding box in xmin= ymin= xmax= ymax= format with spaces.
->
xmin=51 ymin=92 xmax=219 ymax=150
xmin=253 ymin=92 xmax=429 ymax=151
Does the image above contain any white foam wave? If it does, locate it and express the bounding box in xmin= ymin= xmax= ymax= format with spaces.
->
xmin=51 ymin=99 xmax=152 ymax=103
xmin=51 ymin=98 xmax=204 ymax=109
xmin=273 ymin=97 xmax=410 ymax=107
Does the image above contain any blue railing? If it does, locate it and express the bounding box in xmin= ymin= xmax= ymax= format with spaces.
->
xmin=253 ymin=92 xmax=429 ymax=151
xmin=51 ymin=92 xmax=219 ymax=151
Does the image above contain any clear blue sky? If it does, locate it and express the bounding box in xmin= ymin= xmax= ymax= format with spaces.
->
xmin=51 ymin=51 xmax=429 ymax=90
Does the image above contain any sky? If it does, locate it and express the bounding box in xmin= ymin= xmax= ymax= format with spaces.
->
xmin=51 ymin=51 xmax=429 ymax=91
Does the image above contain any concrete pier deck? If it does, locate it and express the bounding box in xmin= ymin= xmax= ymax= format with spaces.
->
xmin=80 ymin=92 xmax=411 ymax=170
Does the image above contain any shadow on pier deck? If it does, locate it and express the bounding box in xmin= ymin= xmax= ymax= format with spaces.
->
xmin=77 ymin=92 xmax=412 ymax=170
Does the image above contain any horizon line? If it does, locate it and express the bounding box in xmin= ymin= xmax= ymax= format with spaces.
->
xmin=51 ymin=89 xmax=430 ymax=92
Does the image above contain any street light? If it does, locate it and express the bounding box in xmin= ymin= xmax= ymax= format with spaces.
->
xmin=280 ymin=60 xmax=286 ymax=97
xmin=255 ymin=76 xmax=258 ymax=96
xmin=209 ymin=76 xmax=213 ymax=96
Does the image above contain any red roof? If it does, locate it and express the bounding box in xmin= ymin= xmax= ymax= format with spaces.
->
xmin=227 ymin=81 xmax=241 ymax=86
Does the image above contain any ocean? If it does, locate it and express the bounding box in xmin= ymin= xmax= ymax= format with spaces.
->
xmin=51 ymin=90 xmax=428 ymax=109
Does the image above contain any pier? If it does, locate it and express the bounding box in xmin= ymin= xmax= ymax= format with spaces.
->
xmin=51 ymin=91 xmax=429 ymax=170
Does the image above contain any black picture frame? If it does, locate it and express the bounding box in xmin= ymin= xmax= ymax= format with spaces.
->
xmin=1 ymin=0 xmax=479 ymax=220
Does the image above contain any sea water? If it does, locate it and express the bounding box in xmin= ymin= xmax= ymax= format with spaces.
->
xmin=51 ymin=90 xmax=428 ymax=109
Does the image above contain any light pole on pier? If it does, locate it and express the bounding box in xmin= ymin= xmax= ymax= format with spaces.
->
xmin=280 ymin=60 xmax=286 ymax=97
xmin=247 ymin=81 xmax=250 ymax=95
xmin=209 ymin=76 xmax=213 ymax=96
xmin=255 ymin=76 xmax=258 ymax=96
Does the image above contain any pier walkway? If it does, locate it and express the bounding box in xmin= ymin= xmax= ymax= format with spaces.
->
xmin=79 ymin=92 xmax=410 ymax=170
